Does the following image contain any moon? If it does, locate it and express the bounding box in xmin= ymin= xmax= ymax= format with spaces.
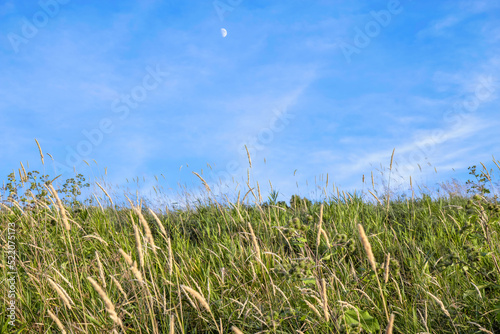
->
xmin=221 ymin=28 xmax=227 ymax=38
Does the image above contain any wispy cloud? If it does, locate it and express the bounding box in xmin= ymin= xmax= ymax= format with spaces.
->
xmin=417 ymin=15 xmax=462 ymax=39
xmin=1 ymin=0 xmax=499 ymax=207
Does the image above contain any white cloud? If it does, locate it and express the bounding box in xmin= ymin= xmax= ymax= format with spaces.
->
xmin=417 ymin=15 xmax=462 ymax=39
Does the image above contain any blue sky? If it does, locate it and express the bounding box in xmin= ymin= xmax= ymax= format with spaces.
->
xmin=1 ymin=0 xmax=499 ymax=208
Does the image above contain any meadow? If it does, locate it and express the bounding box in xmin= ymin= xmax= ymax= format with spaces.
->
xmin=1 ymin=154 xmax=500 ymax=333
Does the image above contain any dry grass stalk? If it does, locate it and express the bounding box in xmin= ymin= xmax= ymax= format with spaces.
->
xmin=47 ymin=310 xmax=66 ymax=334
xmin=119 ymin=249 xmax=133 ymax=266
xmin=244 ymin=144 xmax=252 ymax=168
xmin=87 ymin=277 xmax=123 ymax=327
xmin=181 ymin=285 xmax=212 ymax=314
xmin=167 ymin=237 xmax=174 ymax=275
xmin=169 ymin=314 xmax=175 ymax=334
xmin=182 ymin=287 xmax=199 ymax=311
xmin=95 ymin=251 xmax=106 ymax=288
xmin=92 ymin=193 xmax=104 ymax=213
xmin=385 ymin=148 xmax=396 ymax=213
xmin=47 ymin=277 xmax=73 ymax=309
xmin=357 ymin=224 xmax=377 ymax=272
xmin=368 ymin=190 xmax=383 ymax=206
xmin=110 ymin=276 xmax=127 ymax=300
xmin=130 ymin=264 xmax=144 ymax=284
xmin=231 ymin=202 xmax=245 ymax=222
xmin=493 ymin=157 xmax=500 ymax=171
xmin=9 ymin=199 xmax=25 ymax=216
xmin=384 ymin=253 xmax=391 ymax=284
xmin=128 ymin=201 xmax=157 ymax=255
xmin=304 ymin=299 xmax=323 ymax=320
xmin=0 ymin=202 xmax=13 ymax=214
xmin=385 ymin=313 xmax=395 ymax=334
xmin=426 ymin=291 xmax=451 ymax=318
xmin=48 ymin=184 xmax=71 ymax=230
xmin=257 ymin=181 xmax=262 ymax=203
xmin=272 ymin=283 xmax=292 ymax=308
xmin=250 ymin=262 xmax=257 ymax=281
xmin=140 ymin=213 xmax=158 ymax=254
xmin=247 ymin=222 xmax=261 ymax=261
xmin=468 ymin=321 xmax=494 ymax=334
xmin=20 ymin=162 xmax=27 ymax=181
xmin=119 ymin=249 xmax=144 ymax=284
xmin=358 ymin=223 xmax=390 ymax=322
xmin=96 ymin=182 xmax=114 ymax=207
xmin=316 ymin=204 xmax=324 ymax=251
xmin=320 ymin=278 xmax=329 ymax=322
xmin=480 ymin=162 xmax=492 ymax=182
xmin=35 ymin=138 xmax=44 ymax=165
xmin=231 ymin=325 xmax=245 ymax=334
xmin=241 ymin=187 xmax=254 ymax=204
xmin=52 ymin=268 xmax=73 ymax=290
xmin=133 ymin=223 xmax=144 ymax=268
xmin=148 ymin=207 xmax=168 ymax=237
xmin=347 ymin=192 xmax=353 ymax=203
xmin=389 ymin=148 xmax=395 ymax=169
xmin=320 ymin=228 xmax=331 ymax=248
xmin=83 ymin=234 xmax=108 ymax=246
xmin=192 ymin=171 xmax=212 ymax=193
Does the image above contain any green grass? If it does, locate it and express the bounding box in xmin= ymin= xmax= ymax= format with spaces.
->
xmin=1 ymin=164 xmax=500 ymax=333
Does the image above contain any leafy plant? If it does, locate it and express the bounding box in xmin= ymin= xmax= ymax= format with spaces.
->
xmin=2 ymin=170 xmax=90 ymax=208
xmin=2 ymin=170 xmax=51 ymax=207
xmin=343 ymin=308 xmax=380 ymax=333
xmin=57 ymin=173 xmax=90 ymax=207
xmin=466 ymin=165 xmax=491 ymax=196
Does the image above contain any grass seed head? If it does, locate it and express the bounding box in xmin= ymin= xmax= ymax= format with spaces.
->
xmin=384 ymin=253 xmax=391 ymax=283
xmin=181 ymin=285 xmax=212 ymax=314
xmin=385 ymin=313 xmax=395 ymax=334
xmin=231 ymin=326 xmax=245 ymax=334
xmin=95 ymin=251 xmax=106 ymax=288
xmin=47 ymin=310 xmax=66 ymax=334
xmin=87 ymin=277 xmax=122 ymax=327
xmin=47 ymin=277 xmax=73 ymax=309
xmin=358 ymin=224 xmax=377 ymax=272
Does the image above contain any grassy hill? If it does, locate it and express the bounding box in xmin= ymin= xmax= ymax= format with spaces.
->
xmin=1 ymin=163 xmax=500 ymax=333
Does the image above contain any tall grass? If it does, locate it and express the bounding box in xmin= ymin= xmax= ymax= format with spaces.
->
xmin=1 ymin=156 xmax=500 ymax=333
